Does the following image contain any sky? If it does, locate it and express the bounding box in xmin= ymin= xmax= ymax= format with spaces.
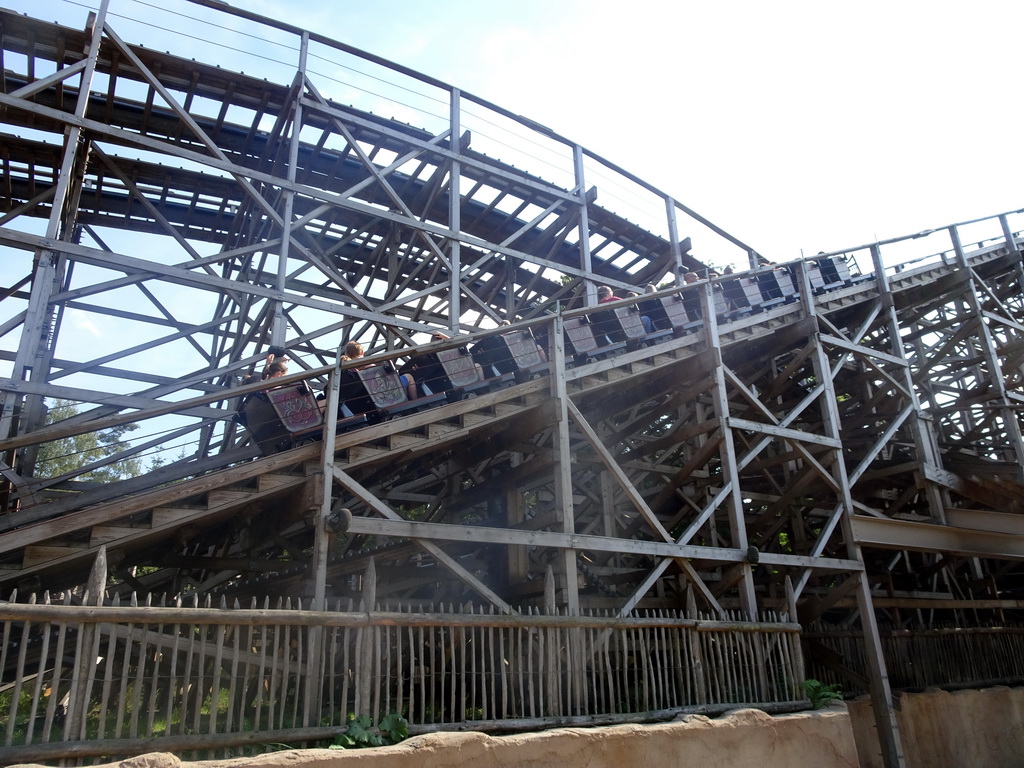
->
xmin=236 ymin=0 xmax=1024 ymax=265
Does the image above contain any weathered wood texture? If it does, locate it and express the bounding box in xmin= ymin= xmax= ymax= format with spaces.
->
xmin=806 ymin=622 xmax=1024 ymax=694
xmin=0 ymin=590 xmax=803 ymax=762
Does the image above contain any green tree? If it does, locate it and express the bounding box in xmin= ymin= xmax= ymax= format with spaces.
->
xmin=34 ymin=399 xmax=143 ymax=482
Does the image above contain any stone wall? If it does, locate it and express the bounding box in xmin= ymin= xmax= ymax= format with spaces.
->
xmin=848 ymin=685 xmax=1024 ymax=768
xmin=17 ymin=687 xmax=1024 ymax=768
xmin=88 ymin=707 xmax=863 ymax=768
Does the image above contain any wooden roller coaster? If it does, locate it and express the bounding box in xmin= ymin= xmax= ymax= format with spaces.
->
xmin=1 ymin=3 xmax=1024 ymax=766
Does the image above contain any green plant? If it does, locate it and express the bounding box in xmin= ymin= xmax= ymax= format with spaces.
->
xmin=265 ymin=743 xmax=299 ymax=752
xmin=803 ymin=679 xmax=842 ymax=709
xmin=330 ymin=713 xmax=409 ymax=749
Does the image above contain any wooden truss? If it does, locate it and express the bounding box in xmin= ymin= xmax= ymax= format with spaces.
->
xmin=2 ymin=5 xmax=1024 ymax=768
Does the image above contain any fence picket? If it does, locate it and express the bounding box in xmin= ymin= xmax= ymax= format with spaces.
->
xmin=27 ymin=594 xmax=53 ymax=746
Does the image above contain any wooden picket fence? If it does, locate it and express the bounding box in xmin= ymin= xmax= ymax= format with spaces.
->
xmin=0 ymin=590 xmax=806 ymax=763
xmin=805 ymin=621 xmax=1024 ymax=693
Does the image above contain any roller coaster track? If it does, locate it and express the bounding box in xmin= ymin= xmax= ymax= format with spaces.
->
xmin=1 ymin=237 xmax=1022 ymax=608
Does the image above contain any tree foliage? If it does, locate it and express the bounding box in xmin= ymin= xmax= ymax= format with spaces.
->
xmin=34 ymin=399 xmax=143 ymax=482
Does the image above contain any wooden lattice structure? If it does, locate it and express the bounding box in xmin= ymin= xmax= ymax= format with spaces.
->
xmin=2 ymin=4 xmax=1024 ymax=767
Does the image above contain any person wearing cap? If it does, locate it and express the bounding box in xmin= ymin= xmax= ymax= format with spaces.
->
xmin=262 ymin=361 xmax=288 ymax=380
xmin=261 ymin=345 xmax=290 ymax=379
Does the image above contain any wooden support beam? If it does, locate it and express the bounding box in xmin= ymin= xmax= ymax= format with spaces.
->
xmin=853 ymin=515 xmax=1024 ymax=560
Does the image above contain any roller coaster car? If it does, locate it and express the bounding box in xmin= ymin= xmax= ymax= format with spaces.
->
xmin=437 ymin=346 xmax=483 ymax=397
xmin=408 ymin=351 xmax=457 ymax=400
xmin=770 ymin=268 xmax=798 ymax=302
xmin=612 ymin=305 xmax=648 ymax=345
xmin=584 ymin=303 xmax=654 ymax=352
xmin=333 ymin=364 xmax=409 ymax=426
xmin=815 ymin=256 xmax=856 ymax=288
xmin=659 ymin=292 xmax=698 ymax=332
xmin=468 ymin=329 xmax=544 ymax=385
xmin=721 ymin=277 xmax=763 ymax=317
xmin=806 ymin=262 xmax=826 ymax=293
xmin=356 ymin=364 xmax=408 ymax=407
xmin=587 ymin=305 xmax=623 ymax=346
xmin=238 ymin=384 xmax=324 ymax=455
xmin=639 ymin=297 xmax=671 ymax=332
xmin=470 ymin=334 xmax=518 ymax=377
xmin=501 ymin=329 xmax=545 ymax=380
xmin=754 ymin=270 xmax=791 ymax=307
xmin=563 ymin=316 xmax=599 ymax=364
xmin=577 ymin=303 xmax=647 ymax=354
xmin=715 ymin=287 xmax=731 ymax=318
xmin=337 ymin=369 xmax=374 ymax=414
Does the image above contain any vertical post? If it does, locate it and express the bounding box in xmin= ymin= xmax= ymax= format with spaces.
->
xmin=998 ymin=213 xmax=1018 ymax=253
xmin=549 ymin=313 xmax=579 ymax=615
xmin=550 ymin=313 xmax=583 ymax=712
xmin=355 ymin=559 xmax=377 ymax=717
xmin=449 ymin=88 xmax=462 ymax=329
xmin=1 ymin=1 xmax=111 ymax=451
xmin=600 ymin=471 xmax=616 ymax=538
xmin=313 ymin=364 xmax=342 ymax=609
xmin=572 ymin=146 xmax=595 ymax=306
xmin=506 ymin=484 xmax=527 ymax=583
xmin=701 ymin=279 xmax=757 ymax=618
xmin=797 ymin=257 xmax=906 ymax=768
xmin=665 ymin=198 xmax=685 ymax=286
xmin=272 ymin=33 xmax=308 ymax=347
xmin=746 ymin=249 xmax=760 ymax=271
xmin=686 ymin=588 xmax=707 ymax=705
xmin=949 ymin=225 xmax=969 ymax=271
xmin=543 ymin=566 xmax=560 ymax=715
xmin=293 ymin=29 xmax=316 ymax=595
xmin=66 ymin=546 xmax=107 ymax=740
xmin=304 ymin=362 xmax=342 ymax=725
xmin=785 ymin=576 xmax=806 ymax=694
xmin=853 ymin=572 xmax=905 ymax=768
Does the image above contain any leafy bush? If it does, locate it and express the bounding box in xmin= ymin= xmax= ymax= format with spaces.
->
xmin=330 ymin=713 xmax=409 ymax=749
xmin=803 ymin=679 xmax=842 ymax=709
